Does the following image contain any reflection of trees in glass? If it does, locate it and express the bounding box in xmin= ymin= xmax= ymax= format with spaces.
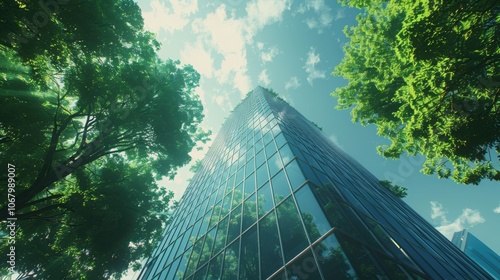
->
xmin=314 ymin=234 xmax=356 ymax=280
xmin=260 ymin=211 xmax=283 ymax=278
xmin=276 ymin=197 xmax=309 ymax=262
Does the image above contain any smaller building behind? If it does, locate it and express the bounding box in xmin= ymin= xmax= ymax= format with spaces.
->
xmin=452 ymin=229 xmax=500 ymax=279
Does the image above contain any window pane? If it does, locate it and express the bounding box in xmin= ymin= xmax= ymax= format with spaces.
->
xmin=244 ymin=172 xmax=255 ymax=199
xmin=227 ymin=204 xmax=242 ymax=243
xmin=276 ymin=196 xmax=309 ymax=262
xmin=255 ymin=150 xmax=265 ymax=167
xmin=213 ymin=216 xmax=228 ymax=255
xmin=221 ymin=239 xmax=239 ymax=280
xmin=259 ymin=211 xmax=284 ymax=279
xmin=285 ymin=248 xmax=322 ymax=280
xmin=242 ymin=193 xmax=257 ymax=232
xmin=232 ymin=183 xmax=243 ymax=209
xmin=275 ymin=132 xmax=286 ymax=149
xmin=295 ymin=185 xmax=332 ymax=242
xmin=278 ymin=144 xmax=294 ymax=166
xmin=313 ymin=233 xmax=357 ymax=280
xmin=198 ymin=227 xmax=216 ymax=267
xmin=257 ymin=182 xmax=273 ymax=217
xmin=256 ymin=162 xmax=269 ymax=188
xmin=239 ymin=226 xmax=259 ymax=279
xmin=285 ymin=159 xmax=305 ymax=190
xmin=206 ymin=253 xmax=223 ymax=280
xmin=271 ymin=170 xmax=291 ymax=204
xmin=268 ymin=152 xmax=283 ymax=176
xmin=265 ymin=141 xmax=277 ymax=159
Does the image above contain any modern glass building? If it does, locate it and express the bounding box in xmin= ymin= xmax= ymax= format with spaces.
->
xmin=138 ymin=86 xmax=492 ymax=279
xmin=451 ymin=229 xmax=500 ymax=279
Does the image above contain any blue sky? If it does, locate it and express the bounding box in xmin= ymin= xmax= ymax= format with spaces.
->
xmin=126 ymin=1 xmax=500 ymax=276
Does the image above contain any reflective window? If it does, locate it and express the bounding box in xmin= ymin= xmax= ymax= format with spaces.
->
xmin=244 ymin=172 xmax=255 ymax=199
xmin=227 ymin=204 xmax=242 ymax=243
xmin=198 ymin=227 xmax=216 ymax=267
xmin=256 ymin=162 xmax=269 ymax=188
xmin=239 ymin=226 xmax=259 ymax=279
xmin=242 ymin=193 xmax=257 ymax=232
xmin=276 ymin=196 xmax=309 ymax=262
xmin=259 ymin=211 xmax=284 ymax=279
xmin=213 ymin=216 xmax=228 ymax=255
xmin=295 ymin=185 xmax=331 ymax=242
xmin=275 ymin=132 xmax=286 ymax=148
xmin=278 ymin=144 xmax=294 ymax=166
xmin=271 ymin=170 xmax=291 ymax=204
xmin=257 ymin=182 xmax=273 ymax=217
xmin=285 ymin=248 xmax=322 ymax=280
xmin=232 ymin=184 xmax=243 ymax=209
xmin=268 ymin=152 xmax=283 ymax=176
xmin=255 ymin=150 xmax=265 ymax=167
xmin=285 ymin=160 xmax=306 ymax=190
xmin=313 ymin=233 xmax=356 ymax=280
xmin=206 ymin=252 xmax=223 ymax=280
xmin=221 ymin=239 xmax=239 ymax=280
xmin=265 ymin=141 xmax=277 ymax=159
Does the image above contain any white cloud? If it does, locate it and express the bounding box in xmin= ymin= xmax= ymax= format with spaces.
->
xmin=260 ymin=46 xmax=280 ymax=63
xmin=304 ymin=47 xmax=326 ymax=85
xmin=244 ymin=0 xmax=292 ymax=40
xmin=296 ymin=0 xmax=333 ymax=33
xmin=190 ymin=0 xmax=290 ymax=95
xmin=258 ymin=69 xmax=271 ymax=86
xmin=494 ymin=203 xmax=500 ymax=214
xmin=430 ymin=201 xmax=486 ymax=239
xmin=143 ymin=0 xmax=198 ymax=34
xmin=285 ymin=76 xmax=301 ymax=90
xmin=180 ymin=40 xmax=214 ymax=78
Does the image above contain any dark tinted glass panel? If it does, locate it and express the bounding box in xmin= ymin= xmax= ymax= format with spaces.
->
xmin=185 ymin=238 xmax=203 ymax=277
xmin=295 ymin=185 xmax=332 ymax=242
xmin=271 ymin=170 xmax=291 ymax=204
xmin=206 ymin=253 xmax=223 ymax=280
xmin=242 ymin=193 xmax=257 ymax=232
xmin=239 ymin=226 xmax=259 ymax=279
xmin=175 ymin=247 xmax=192 ymax=279
xmin=286 ymin=160 xmax=306 ymax=190
xmin=285 ymin=248 xmax=322 ymax=280
xmin=198 ymin=227 xmax=216 ymax=266
xmin=165 ymin=257 xmax=181 ymax=280
xmin=193 ymin=264 xmax=208 ymax=280
xmin=227 ymin=204 xmax=242 ymax=243
xmin=221 ymin=239 xmax=239 ymax=280
xmin=313 ymin=233 xmax=356 ymax=280
xmin=260 ymin=211 xmax=284 ymax=279
xmin=276 ymin=196 xmax=309 ymax=262
xmin=213 ymin=216 xmax=228 ymax=255
xmin=336 ymin=234 xmax=383 ymax=279
xmin=257 ymin=182 xmax=273 ymax=217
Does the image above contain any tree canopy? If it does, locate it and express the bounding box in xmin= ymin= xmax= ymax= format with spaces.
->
xmin=333 ymin=0 xmax=500 ymax=184
xmin=1 ymin=0 xmax=209 ymax=278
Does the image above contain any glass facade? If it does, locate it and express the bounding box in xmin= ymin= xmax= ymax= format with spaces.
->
xmin=138 ymin=86 xmax=493 ymax=279
xmin=452 ymin=229 xmax=500 ymax=279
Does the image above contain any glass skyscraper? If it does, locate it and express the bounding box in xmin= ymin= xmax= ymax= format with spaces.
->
xmin=138 ymin=86 xmax=492 ymax=279
xmin=452 ymin=229 xmax=500 ymax=279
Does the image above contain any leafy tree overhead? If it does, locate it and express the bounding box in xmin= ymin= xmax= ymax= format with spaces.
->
xmin=1 ymin=0 xmax=209 ymax=278
xmin=333 ymin=0 xmax=500 ymax=184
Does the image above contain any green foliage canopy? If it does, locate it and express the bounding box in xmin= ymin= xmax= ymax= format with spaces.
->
xmin=333 ymin=0 xmax=500 ymax=184
xmin=0 ymin=0 xmax=209 ymax=278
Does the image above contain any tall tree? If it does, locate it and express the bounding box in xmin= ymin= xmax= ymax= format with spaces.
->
xmin=333 ymin=0 xmax=500 ymax=184
xmin=1 ymin=0 xmax=209 ymax=278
